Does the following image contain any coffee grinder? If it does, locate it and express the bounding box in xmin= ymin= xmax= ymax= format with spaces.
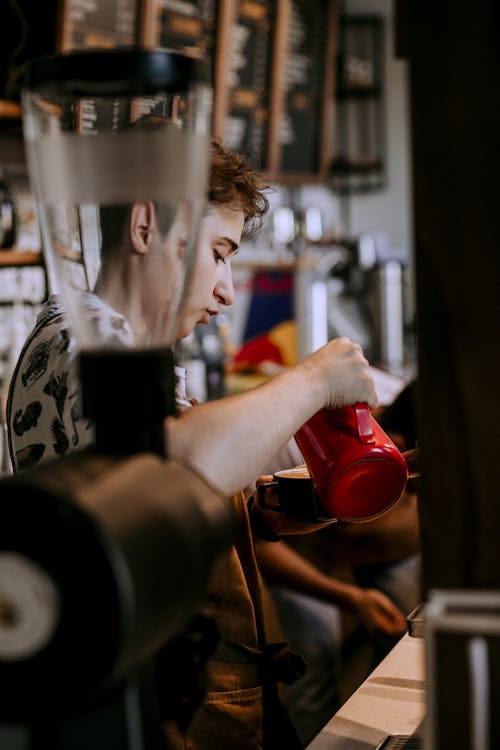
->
xmin=0 ymin=49 xmax=234 ymax=749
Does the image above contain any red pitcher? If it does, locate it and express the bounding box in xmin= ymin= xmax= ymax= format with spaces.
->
xmin=294 ymin=403 xmax=408 ymax=522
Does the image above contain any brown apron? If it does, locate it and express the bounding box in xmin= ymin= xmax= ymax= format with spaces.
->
xmin=164 ymin=492 xmax=305 ymax=750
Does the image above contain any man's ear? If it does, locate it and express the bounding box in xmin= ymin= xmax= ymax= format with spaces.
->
xmin=130 ymin=201 xmax=157 ymax=254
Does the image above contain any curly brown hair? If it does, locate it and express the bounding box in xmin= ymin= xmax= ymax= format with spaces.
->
xmin=208 ymin=138 xmax=270 ymax=241
xmin=101 ymin=118 xmax=270 ymax=251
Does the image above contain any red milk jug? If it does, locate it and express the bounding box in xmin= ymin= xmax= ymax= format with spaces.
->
xmin=294 ymin=403 xmax=408 ymax=521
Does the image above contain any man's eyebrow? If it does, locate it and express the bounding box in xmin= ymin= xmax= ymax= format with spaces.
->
xmin=220 ymin=236 xmax=239 ymax=252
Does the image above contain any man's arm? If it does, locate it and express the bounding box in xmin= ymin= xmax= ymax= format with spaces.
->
xmin=167 ymin=337 xmax=377 ymax=497
xmin=255 ymin=539 xmax=407 ymax=636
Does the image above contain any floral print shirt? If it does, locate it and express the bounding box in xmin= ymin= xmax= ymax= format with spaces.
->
xmin=7 ymin=294 xmax=188 ymax=472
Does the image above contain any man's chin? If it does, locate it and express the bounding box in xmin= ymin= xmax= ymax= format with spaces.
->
xmin=176 ymin=319 xmax=198 ymax=339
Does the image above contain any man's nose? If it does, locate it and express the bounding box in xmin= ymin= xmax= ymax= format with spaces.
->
xmin=215 ymin=266 xmax=235 ymax=307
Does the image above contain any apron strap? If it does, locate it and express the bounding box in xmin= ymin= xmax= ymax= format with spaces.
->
xmin=214 ymin=640 xmax=308 ymax=686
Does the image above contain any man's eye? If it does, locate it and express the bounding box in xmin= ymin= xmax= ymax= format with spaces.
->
xmin=214 ymin=248 xmax=226 ymax=263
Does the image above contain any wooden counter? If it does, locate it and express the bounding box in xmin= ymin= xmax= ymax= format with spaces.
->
xmin=307 ymin=633 xmax=426 ymax=749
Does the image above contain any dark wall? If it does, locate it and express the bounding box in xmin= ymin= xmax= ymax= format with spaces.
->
xmin=0 ymin=1 xmax=60 ymax=101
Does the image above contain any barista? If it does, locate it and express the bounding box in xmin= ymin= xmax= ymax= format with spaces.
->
xmin=8 ymin=137 xmax=378 ymax=749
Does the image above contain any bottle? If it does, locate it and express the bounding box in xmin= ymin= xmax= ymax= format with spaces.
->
xmin=0 ymin=169 xmax=16 ymax=249
xmin=201 ymin=316 xmax=226 ymax=401
xmin=175 ymin=332 xmax=207 ymax=404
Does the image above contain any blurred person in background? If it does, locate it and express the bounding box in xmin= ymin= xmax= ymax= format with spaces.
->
xmin=255 ymin=380 xmax=420 ymax=745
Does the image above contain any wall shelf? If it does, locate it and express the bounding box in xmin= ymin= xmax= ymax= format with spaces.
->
xmin=0 ymin=250 xmax=42 ymax=267
xmin=0 ymin=100 xmax=21 ymax=120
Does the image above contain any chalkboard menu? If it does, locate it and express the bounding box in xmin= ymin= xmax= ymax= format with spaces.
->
xmin=145 ymin=0 xmax=219 ymax=72
xmin=77 ymin=98 xmax=132 ymax=134
xmin=277 ymin=0 xmax=334 ymax=177
xmin=53 ymin=0 xmax=337 ymax=183
xmin=130 ymin=95 xmax=169 ymax=120
xmin=76 ymin=94 xmax=177 ymax=134
xmin=58 ymin=0 xmax=141 ymax=51
xmin=221 ymin=0 xmax=276 ymax=169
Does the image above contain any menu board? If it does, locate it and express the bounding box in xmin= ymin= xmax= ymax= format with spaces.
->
xmin=146 ymin=0 xmax=219 ymax=70
xmin=277 ymin=0 xmax=334 ymax=178
xmin=77 ymin=98 xmax=132 ymax=134
xmin=76 ymin=94 xmax=178 ymax=133
xmin=222 ymin=0 xmax=276 ymax=169
xmin=58 ymin=0 xmax=141 ymax=51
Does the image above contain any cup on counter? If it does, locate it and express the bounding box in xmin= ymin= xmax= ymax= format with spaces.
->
xmin=257 ymin=465 xmax=331 ymax=524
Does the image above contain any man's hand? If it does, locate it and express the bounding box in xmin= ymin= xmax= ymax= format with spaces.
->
xmin=350 ymin=587 xmax=407 ymax=636
xmin=298 ymin=337 xmax=378 ymax=411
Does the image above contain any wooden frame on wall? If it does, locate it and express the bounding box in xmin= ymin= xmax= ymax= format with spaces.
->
xmin=267 ymin=0 xmax=339 ymax=184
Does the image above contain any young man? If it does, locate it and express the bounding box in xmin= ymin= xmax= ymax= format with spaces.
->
xmin=8 ymin=137 xmax=376 ymax=492
xmin=8 ymin=137 xmax=388 ymax=749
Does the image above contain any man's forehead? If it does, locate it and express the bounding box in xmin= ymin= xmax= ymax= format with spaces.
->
xmin=202 ymin=204 xmax=244 ymax=236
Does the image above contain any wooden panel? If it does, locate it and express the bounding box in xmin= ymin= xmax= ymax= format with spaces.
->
xmin=0 ymin=101 xmax=22 ymax=120
xmin=394 ymin=0 xmax=412 ymax=59
xmin=405 ymin=2 xmax=500 ymax=592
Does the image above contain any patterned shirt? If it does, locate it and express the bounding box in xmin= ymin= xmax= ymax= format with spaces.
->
xmin=7 ymin=294 xmax=188 ymax=472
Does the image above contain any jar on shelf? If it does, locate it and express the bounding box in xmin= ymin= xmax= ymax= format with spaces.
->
xmin=0 ymin=168 xmax=16 ymax=248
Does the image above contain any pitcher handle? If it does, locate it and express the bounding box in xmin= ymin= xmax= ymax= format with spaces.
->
xmin=353 ymin=403 xmax=376 ymax=444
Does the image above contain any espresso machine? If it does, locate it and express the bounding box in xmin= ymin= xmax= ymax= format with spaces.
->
xmin=294 ymin=224 xmax=411 ymax=372
xmin=0 ymin=49 xmax=234 ymax=748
